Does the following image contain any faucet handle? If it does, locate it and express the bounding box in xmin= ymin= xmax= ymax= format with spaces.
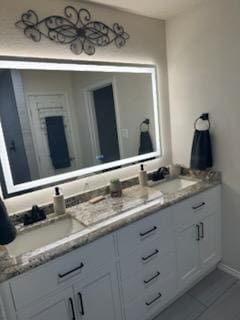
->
xmin=31 ymin=205 xmax=40 ymax=219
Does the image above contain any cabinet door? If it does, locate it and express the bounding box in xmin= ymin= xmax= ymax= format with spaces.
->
xmin=199 ymin=212 xmax=219 ymax=271
xmin=17 ymin=288 xmax=75 ymax=320
xmin=176 ymin=224 xmax=200 ymax=290
xmin=73 ymin=264 xmax=121 ymax=320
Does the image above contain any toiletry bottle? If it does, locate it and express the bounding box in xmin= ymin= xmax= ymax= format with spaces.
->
xmin=53 ymin=187 xmax=66 ymax=215
xmin=139 ymin=164 xmax=148 ymax=186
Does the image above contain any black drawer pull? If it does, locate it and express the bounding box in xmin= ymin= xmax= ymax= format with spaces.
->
xmin=58 ymin=263 xmax=84 ymax=278
xmin=145 ymin=292 xmax=162 ymax=306
xmin=78 ymin=292 xmax=85 ymax=316
xmin=192 ymin=202 xmax=205 ymax=210
xmin=196 ymin=224 xmax=200 ymax=241
xmin=142 ymin=249 xmax=159 ymax=261
xmin=144 ymin=271 xmax=160 ymax=284
xmin=69 ymin=298 xmax=76 ymax=320
xmin=200 ymin=222 xmax=204 ymax=239
xmin=140 ymin=226 xmax=157 ymax=237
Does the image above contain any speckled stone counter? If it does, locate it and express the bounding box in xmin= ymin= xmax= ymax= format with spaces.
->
xmin=0 ymin=171 xmax=221 ymax=283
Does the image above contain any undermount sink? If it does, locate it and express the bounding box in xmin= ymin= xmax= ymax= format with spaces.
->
xmin=6 ymin=216 xmax=85 ymax=257
xmin=152 ymin=178 xmax=199 ymax=194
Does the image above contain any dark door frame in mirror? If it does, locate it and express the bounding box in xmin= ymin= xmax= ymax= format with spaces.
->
xmin=0 ymin=58 xmax=161 ymax=195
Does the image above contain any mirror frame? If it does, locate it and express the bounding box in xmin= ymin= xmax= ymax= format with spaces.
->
xmin=0 ymin=59 xmax=161 ymax=194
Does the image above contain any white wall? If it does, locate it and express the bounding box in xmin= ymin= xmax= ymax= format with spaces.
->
xmin=0 ymin=0 xmax=171 ymax=213
xmin=167 ymin=0 xmax=240 ymax=271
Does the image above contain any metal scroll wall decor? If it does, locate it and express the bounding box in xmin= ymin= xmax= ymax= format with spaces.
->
xmin=15 ymin=6 xmax=130 ymax=55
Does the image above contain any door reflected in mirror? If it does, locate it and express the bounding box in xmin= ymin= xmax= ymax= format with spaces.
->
xmin=0 ymin=62 xmax=160 ymax=195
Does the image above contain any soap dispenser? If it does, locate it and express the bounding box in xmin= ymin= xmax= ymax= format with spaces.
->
xmin=53 ymin=187 xmax=66 ymax=215
xmin=139 ymin=164 xmax=148 ymax=186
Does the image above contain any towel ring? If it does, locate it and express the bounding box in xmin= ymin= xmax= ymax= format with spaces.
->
xmin=194 ymin=114 xmax=210 ymax=130
xmin=140 ymin=119 xmax=150 ymax=132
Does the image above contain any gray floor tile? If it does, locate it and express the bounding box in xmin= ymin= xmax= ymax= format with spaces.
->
xmin=197 ymin=282 xmax=240 ymax=320
xmin=188 ymin=269 xmax=238 ymax=307
xmin=154 ymin=294 xmax=206 ymax=320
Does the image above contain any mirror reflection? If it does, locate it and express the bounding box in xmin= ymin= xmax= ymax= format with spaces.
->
xmin=0 ymin=68 xmax=158 ymax=191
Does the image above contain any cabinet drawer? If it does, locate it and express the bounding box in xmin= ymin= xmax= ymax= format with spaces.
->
xmin=119 ymin=230 xmax=175 ymax=280
xmin=122 ymin=253 xmax=176 ymax=305
xmin=124 ymin=275 xmax=176 ymax=320
xmin=10 ymin=234 xmax=115 ymax=310
xmin=173 ymin=186 xmax=220 ymax=230
xmin=118 ymin=207 xmax=173 ymax=257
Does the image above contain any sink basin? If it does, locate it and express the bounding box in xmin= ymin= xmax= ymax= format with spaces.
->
xmin=6 ymin=216 xmax=85 ymax=257
xmin=152 ymin=178 xmax=198 ymax=194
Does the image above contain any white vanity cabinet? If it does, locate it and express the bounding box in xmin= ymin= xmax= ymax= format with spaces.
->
xmin=117 ymin=206 xmax=177 ymax=320
xmin=175 ymin=186 xmax=221 ymax=291
xmin=16 ymin=288 xmax=75 ymax=320
xmin=6 ymin=234 xmax=121 ymax=320
xmin=73 ymin=263 xmax=121 ymax=320
xmin=117 ymin=185 xmax=221 ymax=320
xmin=16 ymin=264 xmax=121 ymax=320
xmin=0 ymin=186 xmax=221 ymax=320
xmin=176 ymin=220 xmax=200 ymax=289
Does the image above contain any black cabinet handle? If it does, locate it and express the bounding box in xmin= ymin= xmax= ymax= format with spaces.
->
xmin=142 ymin=249 xmax=159 ymax=262
xmin=140 ymin=226 xmax=157 ymax=237
xmin=196 ymin=224 xmax=200 ymax=241
xmin=144 ymin=271 xmax=160 ymax=284
xmin=192 ymin=202 xmax=205 ymax=210
xmin=78 ymin=292 xmax=85 ymax=316
xmin=145 ymin=292 xmax=162 ymax=306
xmin=58 ymin=263 xmax=84 ymax=279
xmin=200 ymin=222 xmax=204 ymax=239
xmin=69 ymin=298 xmax=76 ymax=320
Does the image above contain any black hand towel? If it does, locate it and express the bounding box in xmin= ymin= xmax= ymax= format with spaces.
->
xmin=138 ymin=131 xmax=154 ymax=155
xmin=45 ymin=116 xmax=71 ymax=170
xmin=190 ymin=129 xmax=213 ymax=170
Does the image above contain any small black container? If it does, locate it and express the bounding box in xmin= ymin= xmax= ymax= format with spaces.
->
xmin=0 ymin=197 xmax=16 ymax=245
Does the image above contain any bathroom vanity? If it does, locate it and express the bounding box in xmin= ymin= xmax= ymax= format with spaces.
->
xmin=0 ymin=59 xmax=221 ymax=320
xmin=0 ymin=176 xmax=221 ymax=320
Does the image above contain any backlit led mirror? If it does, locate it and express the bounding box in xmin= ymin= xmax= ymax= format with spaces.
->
xmin=0 ymin=61 xmax=161 ymax=196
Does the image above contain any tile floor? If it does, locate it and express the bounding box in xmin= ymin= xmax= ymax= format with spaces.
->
xmin=155 ymin=269 xmax=239 ymax=320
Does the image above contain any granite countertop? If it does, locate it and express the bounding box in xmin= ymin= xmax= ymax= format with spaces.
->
xmin=0 ymin=171 xmax=221 ymax=283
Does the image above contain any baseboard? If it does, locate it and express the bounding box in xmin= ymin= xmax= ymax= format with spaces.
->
xmin=218 ymin=263 xmax=240 ymax=280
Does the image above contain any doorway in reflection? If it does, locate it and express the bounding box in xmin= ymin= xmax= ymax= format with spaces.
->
xmin=92 ymin=84 xmax=120 ymax=164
